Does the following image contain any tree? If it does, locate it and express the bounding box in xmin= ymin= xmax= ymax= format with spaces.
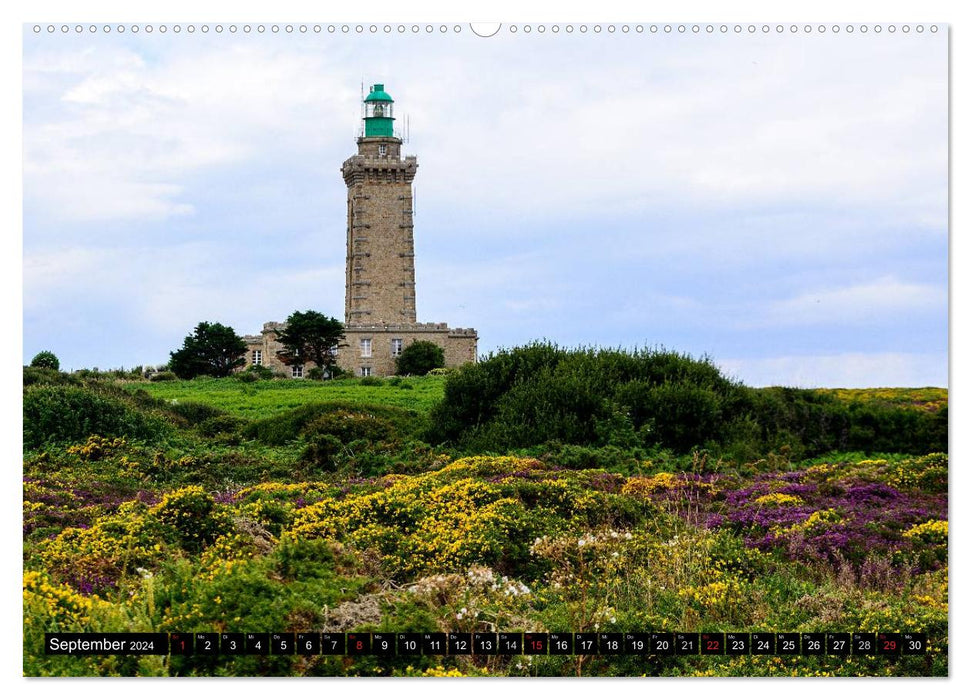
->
xmin=395 ymin=340 xmax=445 ymax=376
xmin=169 ymin=322 xmax=247 ymax=379
xmin=275 ymin=310 xmax=344 ymax=379
xmin=30 ymin=351 xmax=60 ymax=371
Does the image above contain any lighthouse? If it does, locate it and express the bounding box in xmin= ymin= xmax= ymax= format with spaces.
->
xmin=242 ymin=83 xmax=477 ymax=378
xmin=341 ymin=84 xmax=418 ymax=325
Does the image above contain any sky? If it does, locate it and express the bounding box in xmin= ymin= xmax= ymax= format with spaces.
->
xmin=21 ymin=23 xmax=948 ymax=387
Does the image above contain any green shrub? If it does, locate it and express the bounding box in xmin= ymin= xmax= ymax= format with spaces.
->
xmin=23 ymin=385 xmax=169 ymax=448
xmin=244 ymin=401 xmax=422 ymax=445
xmin=166 ymin=401 xmax=228 ymax=424
xmin=395 ymin=340 xmax=445 ymax=376
xmin=307 ymin=367 xmax=324 ymax=381
xmin=245 ymin=364 xmax=274 ymax=380
xmin=302 ymin=410 xmax=396 ymax=444
xmin=23 ymin=366 xmax=76 ymax=386
xmin=235 ymin=371 xmax=259 ymax=383
xmin=429 ymin=343 xmax=946 ymax=458
xmin=741 ymin=387 xmax=947 ymax=458
xmin=430 ymin=343 xmax=743 ymax=453
xmin=301 ymin=433 xmax=344 ymax=472
xmin=150 ymin=371 xmax=177 ymax=382
xmin=538 ymin=442 xmax=644 ymax=473
xmin=150 ymin=486 xmax=224 ymax=552
xmin=30 ymin=351 xmax=60 ymax=370
xmin=616 ymin=381 xmax=726 ymax=453
xmin=197 ymin=415 xmax=247 ymax=438
xmin=359 ymin=375 xmax=383 ymax=386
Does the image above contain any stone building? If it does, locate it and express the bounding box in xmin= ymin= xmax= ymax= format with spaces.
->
xmin=242 ymin=84 xmax=477 ymax=378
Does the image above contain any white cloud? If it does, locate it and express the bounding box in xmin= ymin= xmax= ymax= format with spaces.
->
xmin=718 ymin=352 xmax=947 ymax=388
xmin=23 ymin=33 xmax=946 ymax=230
xmin=411 ymin=35 xmax=946 ymax=229
xmin=761 ymin=276 xmax=946 ymax=326
xmin=24 ymin=244 xmax=344 ymax=341
xmin=21 ymin=30 xmax=947 ymax=378
xmin=23 ymin=42 xmax=356 ymax=224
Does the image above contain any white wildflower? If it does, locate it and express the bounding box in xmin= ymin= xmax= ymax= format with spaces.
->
xmin=466 ymin=566 xmax=495 ymax=586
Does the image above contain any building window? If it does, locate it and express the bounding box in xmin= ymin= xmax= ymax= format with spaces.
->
xmin=251 ymin=350 xmax=262 ymax=366
xmin=360 ymin=339 xmax=372 ymax=358
xmin=378 ymin=144 xmax=387 ymax=156
xmin=291 ymin=365 xmax=304 ymax=379
xmin=391 ymin=338 xmax=403 ymax=357
xmin=361 ymin=367 xmax=372 ymax=377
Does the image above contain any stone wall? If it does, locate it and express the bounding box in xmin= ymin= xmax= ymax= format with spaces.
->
xmin=242 ymin=321 xmax=477 ymax=378
xmin=339 ymin=324 xmax=477 ymax=377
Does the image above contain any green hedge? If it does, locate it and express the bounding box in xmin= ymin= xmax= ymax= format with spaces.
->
xmin=243 ymin=401 xmax=423 ymax=445
xmin=429 ymin=343 xmax=947 ymax=458
xmin=23 ymin=384 xmax=170 ymax=448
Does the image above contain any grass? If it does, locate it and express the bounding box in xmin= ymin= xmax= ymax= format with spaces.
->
xmin=127 ymin=376 xmax=447 ymax=419
xmin=128 ymin=377 xmax=947 ymax=422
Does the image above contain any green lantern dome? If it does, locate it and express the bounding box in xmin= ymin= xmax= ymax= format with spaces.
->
xmin=364 ymin=84 xmax=394 ymax=103
xmin=363 ymin=83 xmax=395 ymax=138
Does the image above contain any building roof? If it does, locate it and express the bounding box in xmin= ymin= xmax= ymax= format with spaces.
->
xmin=364 ymin=84 xmax=393 ymax=103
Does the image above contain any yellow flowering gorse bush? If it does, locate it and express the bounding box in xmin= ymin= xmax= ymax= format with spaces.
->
xmin=754 ymin=493 xmax=804 ymax=507
xmin=290 ymin=458 xmax=539 ymax=577
xmin=902 ymin=519 xmax=948 ymax=544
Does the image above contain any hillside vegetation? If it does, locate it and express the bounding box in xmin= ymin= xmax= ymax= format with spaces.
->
xmin=22 ymin=349 xmax=948 ymax=677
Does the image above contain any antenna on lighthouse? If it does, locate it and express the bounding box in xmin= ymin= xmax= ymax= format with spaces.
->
xmin=358 ymin=78 xmax=365 ymax=137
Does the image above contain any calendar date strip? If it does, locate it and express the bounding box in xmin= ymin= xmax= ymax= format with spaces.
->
xmin=45 ymin=632 xmax=927 ymax=657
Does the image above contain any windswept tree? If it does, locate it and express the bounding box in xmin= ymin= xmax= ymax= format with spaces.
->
xmin=29 ymin=351 xmax=60 ymax=371
xmin=169 ymin=322 xmax=247 ymax=379
xmin=275 ymin=310 xmax=344 ymax=379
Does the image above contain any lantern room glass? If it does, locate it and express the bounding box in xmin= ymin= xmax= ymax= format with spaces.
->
xmin=365 ymin=101 xmax=394 ymax=119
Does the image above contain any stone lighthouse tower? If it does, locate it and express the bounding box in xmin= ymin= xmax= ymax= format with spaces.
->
xmin=341 ymin=84 xmax=418 ymax=325
xmin=242 ymin=83 xmax=477 ymax=378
